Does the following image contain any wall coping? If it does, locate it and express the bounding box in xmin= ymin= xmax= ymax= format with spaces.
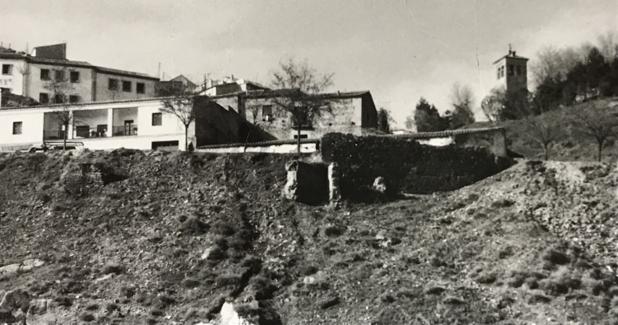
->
xmin=390 ymin=127 xmax=504 ymax=140
xmin=197 ymin=138 xmax=320 ymax=149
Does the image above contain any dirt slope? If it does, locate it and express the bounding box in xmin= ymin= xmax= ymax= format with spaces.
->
xmin=0 ymin=150 xmax=617 ymax=324
xmin=504 ymin=97 xmax=618 ymax=161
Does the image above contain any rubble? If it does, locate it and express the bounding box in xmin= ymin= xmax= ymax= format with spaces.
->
xmin=0 ymin=151 xmax=617 ymax=324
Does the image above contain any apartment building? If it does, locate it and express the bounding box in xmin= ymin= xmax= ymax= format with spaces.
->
xmin=0 ymin=43 xmax=158 ymax=107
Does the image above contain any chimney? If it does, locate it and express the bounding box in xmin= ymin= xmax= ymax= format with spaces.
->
xmin=34 ymin=43 xmax=67 ymax=60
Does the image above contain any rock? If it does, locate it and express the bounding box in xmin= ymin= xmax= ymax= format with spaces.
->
xmin=542 ymin=249 xmax=570 ymax=265
xmin=475 ymin=271 xmax=497 ymax=284
xmin=182 ymin=278 xmax=200 ymax=288
xmin=319 ymin=296 xmax=340 ymax=309
xmin=181 ymin=216 xmax=209 ymax=235
xmin=372 ymin=177 xmax=387 ymax=193
xmin=324 ymin=224 xmax=345 ymax=237
xmin=423 ymin=286 xmax=446 ymax=295
xmin=0 ymin=259 xmax=45 ymax=278
xmin=442 ymin=295 xmax=465 ymax=305
xmin=102 ymin=263 xmax=124 ymax=275
xmin=79 ymin=312 xmax=95 ymax=322
xmin=28 ymin=298 xmax=50 ymax=315
xmin=54 ymin=296 xmax=73 ymax=307
xmin=528 ymin=293 xmax=552 ymax=304
xmin=525 ymin=277 xmax=539 ymax=289
xmin=282 ymin=161 xmax=300 ymax=201
xmin=219 ymin=302 xmax=255 ymax=325
xmin=0 ymin=310 xmax=16 ymax=324
xmin=0 ymin=289 xmax=31 ymax=314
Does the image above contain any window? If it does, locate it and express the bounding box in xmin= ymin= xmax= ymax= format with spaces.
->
xmin=516 ymin=65 xmax=522 ymax=76
xmin=508 ymin=64 xmax=514 ymax=76
xmin=2 ymin=64 xmax=13 ymax=75
xmin=152 ymin=112 xmax=162 ymax=126
xmin=108 ymin=78 xmax=119 ymax=90
xmin=262 ymin=105 xmax=273 ymax=121
xmin=39 ymin=93 xmax=49 ymax=104
xmin=136 ymin=82 xmax=145 ymax=94
xmin=69 ymin=95 xmax=80 ymax=103
xmin=70 ymin=71 xmax=80 ymax=83
xmin=12 ymin=122 xmax=22 ymax=135
xmin=54 ymin=94 xmax=65 ymax=104
xmin=54 ymin=70 xmax=65 ymax=82
xmin=122 ymin=81 xmax=132 ymax=92
xmin=497 ymin=67 xmax=500 ymax=79
xmin=40 ymin=69 xmax=50 ymax=80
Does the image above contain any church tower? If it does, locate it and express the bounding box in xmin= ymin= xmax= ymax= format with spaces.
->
xmin=493 ymin=45 xmax=528 ymax=93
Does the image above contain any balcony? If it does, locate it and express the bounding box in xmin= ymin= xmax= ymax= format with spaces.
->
xmin=112 ymin=125 xmax=138 ymax=137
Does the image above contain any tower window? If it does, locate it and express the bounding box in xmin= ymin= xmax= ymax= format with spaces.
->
xmin=508 ymin=65 xmax=514 ymax=76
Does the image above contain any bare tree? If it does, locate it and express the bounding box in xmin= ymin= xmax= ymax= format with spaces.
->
xmin=270 ymin=58 xmax=334 ymax=155
xmin=523 ymin=113 xmax=561 ymax=160
xmin=449 ymin=83 xmax=475 ymax=128
xmin=571 ymin=104 xmax=618 ymax=161
xmin=404 ymin=116 xmax=415 ymax=130
xmin=377 ymin=108 xmax=392 ymax=133
xmin=160 ymin=85 xmax=197 ymax=151
xmin=44 ymin=67 xmax=74 ymax=150
xmin=597 ymin=31 xmax=618 ymax=62
xmin=481 ymin=88 xmax=505 ymax=122
xmin=531 ymin=46 xmax=582 ymax=86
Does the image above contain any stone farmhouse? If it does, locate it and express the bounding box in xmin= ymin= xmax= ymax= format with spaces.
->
xmin=208 ymin=88 xmax=379 ymax=140
xmin=0 ymin=43 xmax=158 ymax=105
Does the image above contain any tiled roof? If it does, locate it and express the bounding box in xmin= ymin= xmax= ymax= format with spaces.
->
xmin=94 ymin=66 xmax=158 ymax=80
xmin=312 ymin=90 xmax=371 ymax=99
xmin=493 ymin=53 xmax=529 ymax=64
xmin=28 ymin=56 xmax=93 ymax=68
xmin=0 ymin=51 xmax=157 ymax=80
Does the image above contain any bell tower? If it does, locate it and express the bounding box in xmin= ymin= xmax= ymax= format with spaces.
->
xmin=493 ymin=44 xmax=528 ymax=93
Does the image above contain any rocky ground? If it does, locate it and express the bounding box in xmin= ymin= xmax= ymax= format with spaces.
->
xmin=0 ymin=150 xmax=617 ymax=324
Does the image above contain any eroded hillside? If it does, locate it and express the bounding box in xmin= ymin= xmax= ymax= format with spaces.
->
xmin=0 ymin=150 xmax=617 ymax=324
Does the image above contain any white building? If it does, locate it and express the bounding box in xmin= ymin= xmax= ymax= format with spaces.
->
xmin=0 ymin=98 xmax=194 ymax=152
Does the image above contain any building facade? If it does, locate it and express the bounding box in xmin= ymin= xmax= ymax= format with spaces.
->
xmin=0 ymin=98 xmax=191 ymax=151
xmin=0 ymin=96 xmax=268 ymax=152
xmin=0 ymin=43 xmax=158 ymax=107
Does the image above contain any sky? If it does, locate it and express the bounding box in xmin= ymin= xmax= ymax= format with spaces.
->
xmin=1 ymin=0 xmax=617 ymax=126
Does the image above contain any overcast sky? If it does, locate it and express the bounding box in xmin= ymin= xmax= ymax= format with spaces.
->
xmin=1 ymin=0 xmax=616 ymax=126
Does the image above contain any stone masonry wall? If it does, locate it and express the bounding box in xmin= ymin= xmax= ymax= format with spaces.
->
xmin=321 ymin=133 xmax=513 ymax=200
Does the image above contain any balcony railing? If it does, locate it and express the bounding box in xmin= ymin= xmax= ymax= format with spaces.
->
xmin=44 ymin=125 xmax=138 ymax=140
xmin=112 ymin=126 xmax=138 ymax=136
xmin=43 ymin=130 xmax=66 ymax=140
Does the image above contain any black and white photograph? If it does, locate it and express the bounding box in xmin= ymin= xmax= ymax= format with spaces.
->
xmin=1 ymin=1 xmax=618 ymax=324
